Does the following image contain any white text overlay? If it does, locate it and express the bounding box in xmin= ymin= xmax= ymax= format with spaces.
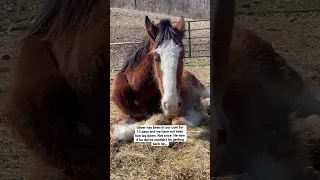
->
xmin=134 ymin=125 xmax=187 ymax=146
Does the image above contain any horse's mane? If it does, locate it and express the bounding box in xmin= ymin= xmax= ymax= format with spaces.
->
xmin=119 ymin=39 xmax=151 ymax=73
xmin=24 ymin=0 xmax=102 ymax=40
xmin=120 ymin=19 xmax=182 ymax=72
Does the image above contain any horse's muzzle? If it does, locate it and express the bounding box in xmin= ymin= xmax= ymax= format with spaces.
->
xmin=163 ymin=104 xmax=180 ymax=118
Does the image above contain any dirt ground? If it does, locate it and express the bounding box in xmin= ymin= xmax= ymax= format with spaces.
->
xmin=110 ymin=8 xmax=210 ymax=179
xmin=110 ymin=66 xmax=210 ymax=179
xmin=0 ymin=0 xmax=320 ymax=180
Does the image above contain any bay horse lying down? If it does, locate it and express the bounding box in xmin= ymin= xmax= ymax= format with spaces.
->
xmin=110 ymin=16 xmax=210 ymax=142
xmin=212 ymin=0 xmax=320 ymax=179
xmin=5 ymin=0 xmax=109 ymax=179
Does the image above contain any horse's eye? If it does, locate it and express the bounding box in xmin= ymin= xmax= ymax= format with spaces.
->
xmin=154 ymin=54 xmax=161 ymax=63
xmin=155 ymin=57 xmax=161 ymax=63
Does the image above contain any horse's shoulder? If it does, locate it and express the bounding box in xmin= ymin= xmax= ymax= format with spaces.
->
xmin=181 ymin=70 xmax=203 ymax=87
xmin=230 ymin=25 xmax=272 ymax=53
xmin=113 ymin=72 xmax=129 ymax=85
xmin=182 ymin=70 xmax=191 ymax=76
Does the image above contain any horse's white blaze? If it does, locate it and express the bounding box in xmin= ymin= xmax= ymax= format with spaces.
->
xmin=155 ymin=39 xmax=183 ymax=107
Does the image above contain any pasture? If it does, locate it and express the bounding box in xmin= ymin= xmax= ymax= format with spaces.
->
xmin=109 ymin=8 xmax=210 ymax=179
xmin=0 ymin=0 xmax=320 ymax=180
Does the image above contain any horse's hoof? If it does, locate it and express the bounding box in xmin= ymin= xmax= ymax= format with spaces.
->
xmin=172 ymin=117 xmax=188 ymax=125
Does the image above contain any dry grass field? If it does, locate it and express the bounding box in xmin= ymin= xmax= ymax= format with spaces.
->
xmin=1 ymin=0 xmax=320 ymax=179
xmin=110 ymin=68 xmax=210 ymax=180
xmin=110 ymin=8 xmax=210 ymax=179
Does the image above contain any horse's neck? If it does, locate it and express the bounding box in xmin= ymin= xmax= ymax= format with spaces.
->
xmin=124 ymin=62 xmax=160 ymax=103
xmin=126 ymin=59 xmax=157 ymax=91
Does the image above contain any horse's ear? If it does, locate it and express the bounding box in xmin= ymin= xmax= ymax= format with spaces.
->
xmin=175 ymin=16 xmax=186 ymax=31
xmin=145 ymin=16 xmax=158 ymax=41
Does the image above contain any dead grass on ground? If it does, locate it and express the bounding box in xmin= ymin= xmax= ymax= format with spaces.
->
xmin=110 ymin=67 xmax=210 ymax=180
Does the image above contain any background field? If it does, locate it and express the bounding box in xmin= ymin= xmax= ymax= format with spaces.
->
xmin=110 ymin=8 xmax=210 ymax=179
xmin=0 ymin=0 xmax=320 ymax=179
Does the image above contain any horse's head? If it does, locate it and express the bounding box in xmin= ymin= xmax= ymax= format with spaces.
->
xmin=145 ymin=16 xmax=186 ymax=118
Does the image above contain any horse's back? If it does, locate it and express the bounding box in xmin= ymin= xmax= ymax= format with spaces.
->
xmin=229 ymin=26 xmax=273 ymax=60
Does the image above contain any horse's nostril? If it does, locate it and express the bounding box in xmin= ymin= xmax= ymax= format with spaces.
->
xmin=178 ymin=102 xmax=181 ymax=108
xmin=164 ymin=102 xmax=167 ymax=110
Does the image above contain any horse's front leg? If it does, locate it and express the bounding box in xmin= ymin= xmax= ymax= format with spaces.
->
xmin=172 ymin=108 xmax=206 ymax=128
xmin=111 ymin=113 xmax=171 ymax=142
xmin=111 ymin=73 xmax=150 ymax=119
xmin=110 ymin=113 xmax=145 ymax=142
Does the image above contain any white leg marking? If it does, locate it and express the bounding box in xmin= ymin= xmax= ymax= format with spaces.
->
xmin=183 ymin=110 xmax=203 ymax=128
xmin=201 ymin=97 xmax=210 ymax=110
xmin=111 ymin=123 xmax=137 ymax=142
xmin=201 ymin=89 xmax=210 ymax=99
xmin=144 ymin=114 xmax=171 ymax=125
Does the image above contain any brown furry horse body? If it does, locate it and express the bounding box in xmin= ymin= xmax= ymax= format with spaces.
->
xmin=5 ymin=0 xmax=109 ymax=179
xmin=111 ymin=17 xmax=210 ymax=141
xmin=212 ymin=0 xmax=319 ymax=179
